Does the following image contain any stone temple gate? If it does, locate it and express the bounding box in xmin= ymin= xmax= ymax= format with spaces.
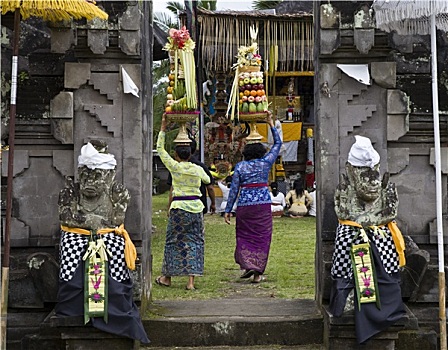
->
xmin=1 ymin=1 xmax=448 ymax=348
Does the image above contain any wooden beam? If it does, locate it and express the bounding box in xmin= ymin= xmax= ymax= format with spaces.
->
xmin=265 ymin=71 xmax=315 ymax=77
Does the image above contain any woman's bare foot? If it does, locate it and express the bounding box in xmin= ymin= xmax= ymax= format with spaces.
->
xmin=186 ymin=275 xmax=195 ymax=290
xmin=252 ymin=273 xmax=265 ymax=283
xmin=155 ymin=275 xmax=171 ymax=287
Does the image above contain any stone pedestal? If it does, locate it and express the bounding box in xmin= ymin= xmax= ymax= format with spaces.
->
xmin=321 ymin=304 xmax=438 ymax=350
xmin=21 ymin=312 xmax=136 ymax=350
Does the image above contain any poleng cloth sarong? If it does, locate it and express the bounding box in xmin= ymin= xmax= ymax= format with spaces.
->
xmin=61 ymin=224 xmax=137 ymax=270
xmin=60 ymin=225 xmax=137 ymax=323
xmin=330 ymin=221 xmax=406 ymax=343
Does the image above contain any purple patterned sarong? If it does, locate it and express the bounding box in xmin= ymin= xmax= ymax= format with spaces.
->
xmin=234 ymin=203 xmax=272 ymax=274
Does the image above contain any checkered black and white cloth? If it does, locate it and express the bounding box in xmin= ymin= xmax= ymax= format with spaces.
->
xmin=59 ymin=230 xmax=130 ymax=282
xmin=331 ymin=224 xmax=399 ymax=279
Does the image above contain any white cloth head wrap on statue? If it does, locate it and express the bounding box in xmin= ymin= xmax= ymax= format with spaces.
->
xmin=78 ymin=142 xmax=117 ymax=170
xmin=347 ymin=135 xmax=380 ymax=168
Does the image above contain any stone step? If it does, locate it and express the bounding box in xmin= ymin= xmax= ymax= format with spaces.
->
xmin=142 ymin=298 xmax=324 ymax=348
xmin=145 ymin=347 xmax=324 ymax=350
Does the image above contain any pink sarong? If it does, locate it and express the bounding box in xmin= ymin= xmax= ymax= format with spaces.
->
xmin=234 ymin=203 xmax=272 ymax=274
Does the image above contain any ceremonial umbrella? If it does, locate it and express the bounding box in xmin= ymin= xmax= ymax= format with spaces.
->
xmin=0 ymin=2 xmax=108 ymax=349
xmin=373 ymin=1 xmax=448 ymax=348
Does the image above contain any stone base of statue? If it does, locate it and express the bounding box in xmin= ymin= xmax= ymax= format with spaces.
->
xmin=239 ymin=111 xmax=268 ymax=142
xmin=166 ymin=111 xmax=200 ymax=144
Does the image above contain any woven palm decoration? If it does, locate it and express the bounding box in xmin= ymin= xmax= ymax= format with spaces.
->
xmin=373 ymin=0 xmax=448 ymax=35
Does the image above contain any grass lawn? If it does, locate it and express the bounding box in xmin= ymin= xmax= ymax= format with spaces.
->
xmin=151 ymin=192 xmax=316 ymax=300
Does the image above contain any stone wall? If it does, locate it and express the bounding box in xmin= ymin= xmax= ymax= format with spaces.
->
xmin=1 ymin=1 xmax=152 ymax=314
xmin=315 ymin=0 xmax=448 ymax=309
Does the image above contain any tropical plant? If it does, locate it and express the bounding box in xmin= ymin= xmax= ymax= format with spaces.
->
xmin=153 ymin=11 xmax=177 ymax=32
xmin=199 ymin=1 xmax=217 ymax=11
xmin=252 ymin=0 xmax=283 ymax=10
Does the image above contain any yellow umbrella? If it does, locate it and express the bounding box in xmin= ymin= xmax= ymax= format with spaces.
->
xmin=1 ymin=0 xmax=108 ymax=21
xmin=1 ymin=2 xmax=108 ymax=349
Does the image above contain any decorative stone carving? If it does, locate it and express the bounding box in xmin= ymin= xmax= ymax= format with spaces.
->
xmin=320 ymin=3 xmax=340 ymax=29
xmin=50 ymin=91 xmax=74 ymax=144
xmin=387 ymin=89 xmax=410 ymax=141
xmin=87 ymin=29 xmax=109 ymax=54
xmin=64 ymin=62 xmax=91 ymax=89
xmin=320 ymin=30 xmax=341 ymax=55
xmin=430 ymin=147 xmax=448 ymax=174
xmin=353 ymin=5 xmax=375 ymax=54
xmin=354 ymin=29 xmax=374 ymax=54
xmin=334 ymin=159 xmax=398 ymax=227
xmin=320 ymin=3 xmax=341 ymax=55
xmin=50 ymin=28 xmax=76 ymax=54
xmin=388 ymin=148 xmax=410 ymax=174
xmin=338 ymin=73 xmax=376 ymax=137
xmin=371 ymin=62 xmax=396 ymax=88
xmin=58 ymin=140 xmax=130 ymax=230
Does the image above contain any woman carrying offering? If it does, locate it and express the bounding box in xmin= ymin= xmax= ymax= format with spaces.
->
xmin=156 ymin=114 xmax=211 ymax=290
xmin=224 ymin=112 xmax=282 ymax=283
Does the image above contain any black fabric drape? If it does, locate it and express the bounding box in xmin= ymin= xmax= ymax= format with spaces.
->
xmin=55 ymin=262 xmax=150 ymax=344
xmin=329 ymin=241 xmax=405 ymax=344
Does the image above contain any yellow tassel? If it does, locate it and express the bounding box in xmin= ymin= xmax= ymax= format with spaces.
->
xmin=61 ymin=224 xmax=137 ymax=270
xmin=10 ymin=0 xmax=107 ymax=21
xmin=387 ymin=221 xmax=406 ymax=267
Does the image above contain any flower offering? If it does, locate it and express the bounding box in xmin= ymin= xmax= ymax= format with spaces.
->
xmin=163 ymin=26 xmax=198 ymax=113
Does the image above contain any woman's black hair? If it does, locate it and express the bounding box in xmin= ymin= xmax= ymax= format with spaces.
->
xmin=190 ymin=139 xmax=197 ymax=154
xmin=242 ymin=143 xmax=267 ymax=161
xmin=175 ymin=145 xmax=191 ymax=161
xmin=293 ymin=179 xmax=305 ymax=197
xmin=225 ymin=175 xmax=233 ymax=188
xmin=270 ymin=181 xmax=279 ymax=196
xmin=187 ymin=129 xmax=197 ymax=154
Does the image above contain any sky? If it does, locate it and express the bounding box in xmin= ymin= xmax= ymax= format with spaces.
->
xmin=152 ymin=0 xmax=253 ymax=17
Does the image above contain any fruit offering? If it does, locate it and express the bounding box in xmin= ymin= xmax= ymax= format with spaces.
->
xmin=227 ymin=26 xmax=268 ymax=121
xmin=238 ymin=70 xmax=267 ymax=113
xmin=163 ymin=26 xmax=197 ymax=114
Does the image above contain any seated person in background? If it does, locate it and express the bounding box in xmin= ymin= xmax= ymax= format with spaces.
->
xmin=307 ymin=182 xmax=316 ymax=217
xmin=218 ymin=175 xmax=236 ymax=216
xmin=270 ymin=181 xmax=286 ymax=216
xmin=285 ymin=180 xmax=313 ymax=218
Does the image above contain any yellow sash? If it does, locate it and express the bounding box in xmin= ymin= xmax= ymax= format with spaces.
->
xmin=61 ymin=224 xmax=137 ymax=270
xmin=338 ymin=219 xmax=406 ymax=267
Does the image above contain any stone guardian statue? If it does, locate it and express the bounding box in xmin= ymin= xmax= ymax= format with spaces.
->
xmin=330 ymin=135 xmax=406 ymax=344
xmin=55 ymin=140 xmax=149 ymax=344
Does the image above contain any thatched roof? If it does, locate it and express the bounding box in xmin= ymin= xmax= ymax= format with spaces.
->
xmin=196 ymin=7 xmax=312 ymax=20
xmin=190 ymin=7 xmax=313 ymax=74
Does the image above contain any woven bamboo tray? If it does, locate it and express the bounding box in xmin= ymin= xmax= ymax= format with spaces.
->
xmin=239 ymin=66 xmax=261 ymax=73
xmin=166 ymin=112 xmax=200 ymax=123
xmin=239 ymin=111 xmax=268 ymax=121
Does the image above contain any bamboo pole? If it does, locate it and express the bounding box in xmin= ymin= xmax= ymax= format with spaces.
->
xmin=431 ymin=13 xmax=447 ymax=350
xmin=1 ymin=9 xmax=20 ymax=350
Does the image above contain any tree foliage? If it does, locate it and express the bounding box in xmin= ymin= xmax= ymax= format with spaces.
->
xmin=252 ymin=0 xmax=283 ymax=10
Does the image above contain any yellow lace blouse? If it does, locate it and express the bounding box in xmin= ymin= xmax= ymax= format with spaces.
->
xmin=157 ymin=131 xmax=211 ymax=213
